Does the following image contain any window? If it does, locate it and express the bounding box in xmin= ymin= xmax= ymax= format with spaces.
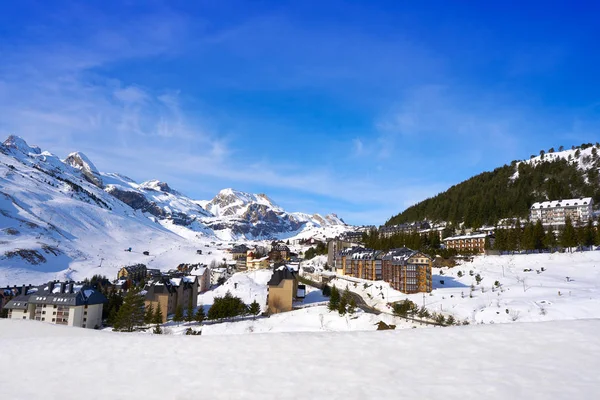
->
xmin=52 ymin=318 xmax=56 ymax=322
xmin=23 ymin=316 xmax=26 ymax=319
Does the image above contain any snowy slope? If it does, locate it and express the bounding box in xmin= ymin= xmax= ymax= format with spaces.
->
xmin=0 ymin=135 xmax=351 ymax=284
xmin=511 ymin=144 xmax=600 ymax=180
xmin=0 ymin=136 xmax=213 ymax=285
xmin=1 ymin=318 xmax=598 ymax=399
xmin=329 ymin=251 xmax=600 ymax=325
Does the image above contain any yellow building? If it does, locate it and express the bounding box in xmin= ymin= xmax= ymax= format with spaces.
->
xmin=266 ymin=267 xmax=299 ymax=314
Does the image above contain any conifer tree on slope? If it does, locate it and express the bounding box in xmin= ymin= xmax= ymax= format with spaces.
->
xmin=185 ymin=300 xmax=194 ymax=323
xmin=144 ymin=303 xmax=154 ymax=325
xmin=560 ymin=216 xmax=577 ymax=251
xmin=173 ymin=304 xmax=184 ymax=325
xmin=195 ymin=305 xmax=206 ymax=324
xmin=114 ymin=288 xmax=145 ymax=332
xmin=153 ymin=301 xmax=164 ymax=324
xmin=249 ymin=300 xmax=260 ymax=319
xmin=328 ymin=286 xmax=340 ymax=311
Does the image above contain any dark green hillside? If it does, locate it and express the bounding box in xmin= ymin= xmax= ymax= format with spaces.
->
xmin=387 ymin=146 xmax=600 ymax=228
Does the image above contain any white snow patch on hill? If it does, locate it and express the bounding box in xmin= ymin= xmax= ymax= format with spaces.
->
xmin=198 ymin=269 xmax=273 ymax=311
xmin=1 ymin=318 xmax=598 ymax=399
xmin=511 ymin=144 xmax=599 ymax=180
xmin=330 ymin=251 xmax=600 ymax=324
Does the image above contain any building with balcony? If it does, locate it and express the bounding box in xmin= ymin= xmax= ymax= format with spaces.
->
xmin=530 ymin=197 xmax=594 ymax=227
xmin=116 ymin=264 xmax=147 ymax=282
xmin=443 ymin=233 xmax=492 ymax=254
xmin=382 ymin=248 xmax=432 ymax=294
xmin=3 ymin=281 xmax=107 ymax=329
xmin=333 ymin=247 xmax=432 ymax=294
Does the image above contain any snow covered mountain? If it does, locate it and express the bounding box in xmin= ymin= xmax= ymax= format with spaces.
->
xmin=198 ymin=188 xmax=346 ymax=239
xmin=0 ymin=135 xmax=350 ymax=284
xmin=0 ymin=135 xmax=205 ymax=285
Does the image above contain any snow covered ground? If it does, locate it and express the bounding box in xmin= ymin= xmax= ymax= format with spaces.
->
xmin=155 ymin=306 xmax=419 ymax=336
xmin=1 ymin=318 xmax=598 ymax=399
xmin=329 ymin=251 xmax=600 ymax=324
xmin=198 ymin=269 xmax=273 ymax=312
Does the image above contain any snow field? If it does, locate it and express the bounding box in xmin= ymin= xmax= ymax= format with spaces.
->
xmin=1 ymin=318 xmax=599 ymax=399
xmin=328 ymin=251 xmax=600 ymax=325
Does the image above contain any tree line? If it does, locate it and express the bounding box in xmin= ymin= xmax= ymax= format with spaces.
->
xmin=359 ymin=217 xmax=599 ymax=256
xmin=492 ymin=217 xmax=599 ymax=252
xmin=111 ymin=289 xmax=261 ymax=333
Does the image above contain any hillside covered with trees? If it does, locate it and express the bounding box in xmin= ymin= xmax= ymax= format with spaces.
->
xmin=387 ymin=143 xmax=600 ymax=228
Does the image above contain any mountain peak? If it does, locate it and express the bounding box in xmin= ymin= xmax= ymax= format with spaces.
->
xmin=3 ymin=135 xmax=42 ymax=155
xmin=140 ymin=180 xmax=178 ymax=194
xmin=64 ymin=152 xmax=103 ymax=187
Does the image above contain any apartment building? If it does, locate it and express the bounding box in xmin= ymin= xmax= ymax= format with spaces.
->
xmin=530 ymin=197 xmax=594 ymax=227
xmin=344 ymin=248 xmax=384 ymax=281
xmin=116 ymin=264 xmax=147 ymax=282
xmin=327 ymin=238 xmax=356 ymax=271
xmin=3 ymin=281 xmax=107 ymax=329
xmin=142 ymin=275 xmax=198 ymax=322
xmin=382 ymin=248 xmax=432 ymax=294
xmin=269 ymin=243 xmax=291 ymax=261
xmin=334 ymin=247 xmax=432 ymax=294
xmin=379 ymin=222 xmax=431 ymax=238
xmin=443 ymin=233 xmax=491 ymax=254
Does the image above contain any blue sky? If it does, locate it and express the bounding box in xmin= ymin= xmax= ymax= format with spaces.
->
xmin=1 ymin=1 xmax=600 ymax=225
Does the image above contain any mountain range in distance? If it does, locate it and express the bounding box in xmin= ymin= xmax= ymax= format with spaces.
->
xmin=0 ymin=135 xmax=349 ymax=285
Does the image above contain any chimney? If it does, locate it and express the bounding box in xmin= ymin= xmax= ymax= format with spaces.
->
xmin=68 ymin=282 xmax=74 ymax=294
xmin=48 ymin=281 xmax=55 ymax=293
xmin=60 ymin=282 xmax=66 ymax=293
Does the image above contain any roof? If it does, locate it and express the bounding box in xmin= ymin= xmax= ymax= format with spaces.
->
xmin=271 ymin=244 xmax=290 ymax=252
xmin=249 ymin=256 xmax=269 ymax=263
xmin=122 ymin=264 xmax=147 ymax=273
xmin=531 ymin=197 xmax=593 ymax=210
xmin=231 ymin=244 xmax=250 ymax=253
xmin=190 ymin=266 xmax=208 ymax=276
xmin=267 ymin=266 xmax=296 ymax=286
xmin=443 ymin=233 xmax=489 ymax=241
xmin=3 ymin=281 xmax=107 ymax=310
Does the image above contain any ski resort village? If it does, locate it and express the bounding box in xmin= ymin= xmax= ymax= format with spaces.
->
xmin=4 ymin=3 xmax=600 ymax=396
xmin=2 ymin=136 xmax=600 ymax=397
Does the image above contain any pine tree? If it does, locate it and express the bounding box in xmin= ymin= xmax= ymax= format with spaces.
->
xmin=338 ymin=290 xmax=349 ymax=316
xmin=544 ymin=228 xmax=557 ymax=250
xmin=173 ymin=304 xmax=184 ymax=325
xmin=533 ymin=220 xmax=545 ymax=250
xmin=154 ymin=302 xmax=164 ymax=324
xmin=113 ymin=288 xmax=145 ymax=332
xmin=560 ymin=216 xmax=577 ymax=251
xmin=347 ymin=298 xmax=357 ymax=314
xmin=583 ymin=220 xmax=595 ymax=247
xmin=195 ymin=305 xmax=206 ymax=324
xmin=249 ymin=300 xmax=260 ymax=319
xmin=521 ymin=222 xmax=535 ymax=251
xmin=328 ymin=286 xmax=340 ymax=311
xmin=144 ymin=303 xmax=154 ymax=325
xmin=185 ymin=301 xmax=194 ymax=323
